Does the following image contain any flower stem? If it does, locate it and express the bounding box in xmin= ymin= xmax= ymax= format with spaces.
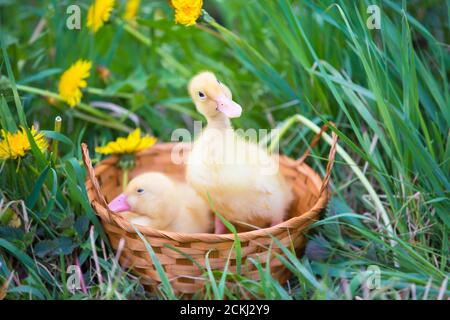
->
xmin=122 ymin=168 xmax=129 ymax=191
xmin=15 ymin=84 xmax=131 ymax=132
xmin=86 ymin=87 xmax=133 ymax=99
xmin=118 ymin=19 xmax=151 ymax=47
xmin=118 ymin=154 xmax=135 ymax=191
xmin=119 ymin=20 xmax=191 ymax=77
xmin=16 ymin=84 xmax=107 ymax=119
xmin=51 ymin=116 xmax=62 ymax=163
xmin=17 ymin=84 xmax=116 ymax=120
xmin=16 ymin=84 xmax=60 ymax=100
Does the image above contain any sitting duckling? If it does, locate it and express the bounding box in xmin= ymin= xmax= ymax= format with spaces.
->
xmin=186 ymin=71 xmax=293 ymax=233
xmin=108 ymin=172 xmax=213 ymax=233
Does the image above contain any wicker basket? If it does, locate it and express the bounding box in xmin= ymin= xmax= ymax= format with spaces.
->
xmin=82 ymin=126 xmax=337 ymax=297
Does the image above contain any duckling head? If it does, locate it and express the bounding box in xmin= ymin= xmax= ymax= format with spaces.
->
xmin=188 ymin=71 xmax=242 ymax=119
xmin=108 ymin=172 xmax=177 ymax=227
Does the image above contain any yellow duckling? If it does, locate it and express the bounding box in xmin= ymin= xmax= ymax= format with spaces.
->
xmin=186 ymin=71 xmax=293 ymax=233
xmin=108 ymin=172 xmax=213 ymax=233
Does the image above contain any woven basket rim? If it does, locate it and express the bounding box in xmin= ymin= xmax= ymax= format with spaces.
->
xmin=82 ymin=127 xmax=338 ymax=243
xmin=87 ymin=165 xmax=327 ymax=243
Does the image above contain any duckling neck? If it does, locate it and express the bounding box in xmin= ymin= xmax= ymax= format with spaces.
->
xmin=206 ymin=114 xmax=232 ymax=131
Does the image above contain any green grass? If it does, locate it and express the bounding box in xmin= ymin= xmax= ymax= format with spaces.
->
xmin=0 ymin=0 xmax=448 ymax=300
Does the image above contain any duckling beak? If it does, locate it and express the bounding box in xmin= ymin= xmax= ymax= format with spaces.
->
xmin=215 ymin=94 xmax=242 ymax=118
xmin=108 ymin=193 xmax=131 ymax=213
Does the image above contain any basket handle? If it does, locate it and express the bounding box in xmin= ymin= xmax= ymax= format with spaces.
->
xmin=81 ymin=143 xmax=112 ymax=219
xmin=296 ymin=123 xmax=338 ymax=198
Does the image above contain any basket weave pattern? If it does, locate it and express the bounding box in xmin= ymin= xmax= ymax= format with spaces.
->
xmin=82 ymin=128 xmax=337 ymax=296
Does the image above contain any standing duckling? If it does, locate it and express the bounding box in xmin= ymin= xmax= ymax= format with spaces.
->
xmin=186 ymin=71 xmax=293 ymax=233
xmin=108 ymin=172 xmax=213 ymax=233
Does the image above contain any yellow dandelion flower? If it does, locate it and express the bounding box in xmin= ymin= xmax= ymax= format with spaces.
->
xmin=87 ymin=0 xmax=115 ymax=33
xmin=171 ymin=0 xmax=203 ymax=26
xmin=0 ymin=127 xmax=48 ymax=160
xmin=123 ymin=0 xmax=140 ymax=23
xmin=58 ymin=59 xmax=92 ymax=107
xmin=95 ymin=128 xmax=157 ymax=155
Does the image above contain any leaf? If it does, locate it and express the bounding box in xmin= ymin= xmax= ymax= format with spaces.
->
xmin=39 ymin=168 xmax=57 ymax=220
xmin=0 ymin=238 xmax=53 ymax=285
xmin=105 ymin=68 xmax=148 ymax=93
xmin=74 ymin=215 xmax=89 ymax=238
xmin=7 ymin=285 xmax=46 ymax=300
xmin=17 ymin=68 xmax=62 ymax=85
xmin=133 ymin=225 xmax=176 ymax=300
xmin=34 ymin=237 xmax=75 ymax=257
xmin=25 ymin=165 xmax=50 ymax=209
xmin=34 ymin=240 xmax=55 ymax=257
xmin=41 ymin=131 xmax=75 ymax=151
xmin=57 ymin=212 xmax=75 ymax=230
xmin=0 ymin=96 xmax=17 ymax=132
xmin=305 ymin=234 xmax=331 ymax=262
xmin=0 ymin=225 xmax=25 ymax=242
xmin=63 ymin=157 xmax=109 ymax=244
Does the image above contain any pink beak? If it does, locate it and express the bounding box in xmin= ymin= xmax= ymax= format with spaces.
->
xmin=216 ymin=95 xmax=242 ymax=118
xmin=108 ymin=193 xmax=131 ymax=213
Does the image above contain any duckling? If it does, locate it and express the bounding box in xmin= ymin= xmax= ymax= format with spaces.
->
xmin=107 ymin=172 xmax=213 ymax=233
xmin=186 ymin=71 xmax=293 ymax=233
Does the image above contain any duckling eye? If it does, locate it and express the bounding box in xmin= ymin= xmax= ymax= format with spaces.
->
xmin=198 ymin=91 xmax=206 ymax=100
xmin=137 ymin=188 xmax=145 ymax=195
